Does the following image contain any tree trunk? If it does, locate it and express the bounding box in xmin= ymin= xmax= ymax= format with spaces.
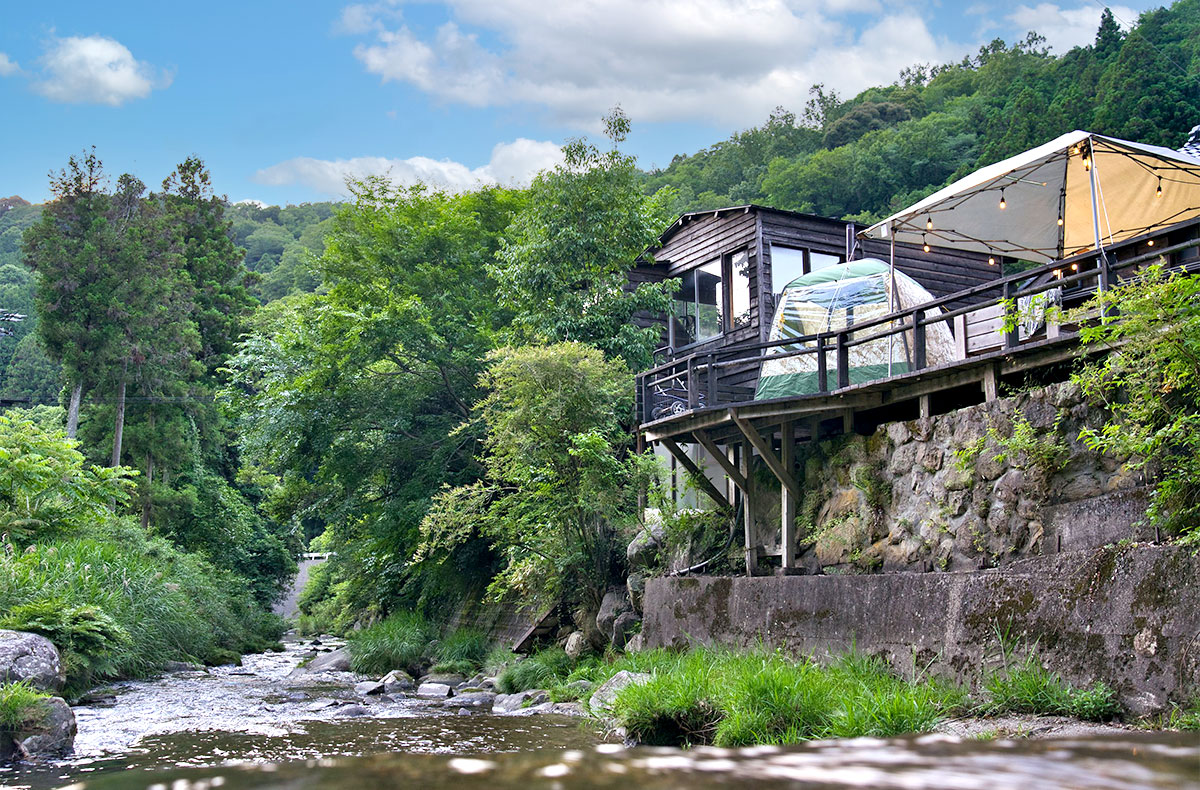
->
xmin=66 ymin=381 xmax=83 ymax=439
xmin=141 ymin=410 xmax=155 ymax=530
xmin=111 ymin=360 xmax=128 ymax=467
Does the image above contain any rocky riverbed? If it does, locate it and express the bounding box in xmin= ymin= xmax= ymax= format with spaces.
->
xmin=1 ymin=634 xmax=599 ymax=790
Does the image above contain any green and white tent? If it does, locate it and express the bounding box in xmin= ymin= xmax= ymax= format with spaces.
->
xmin=755 ymin=259 xmax=956 ymax=400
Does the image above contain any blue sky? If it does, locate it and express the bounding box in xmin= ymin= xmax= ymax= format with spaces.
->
xmin=0 ymin=1 xmax=1157 ymax=206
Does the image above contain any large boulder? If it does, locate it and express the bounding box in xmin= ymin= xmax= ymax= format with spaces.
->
xmin=563 ymin=631 xmax=591 ymax=660
xmin=626 ymin=520 xmax=666 ymax=570
xmin=610 ymin=612 xmax=642 ymax=651
xmin=380 ymin=669 xmax=415 ymax=693
xmin=0 ymin=631 xmax=65 ymax=692
xmin=304 ymin=647 xmax=352 ymax=673
xmin=588 ymin=670 xmax=651 ymax=714
xmin=416 ymin=682 xmax=454 ymax=699
xmin=596 ymin=589 xmax=633 ymax=645
xmin=493 ymin=690 xmax=548 ymax=713
xmin=2 ymin=696 xmax=76 ymax=764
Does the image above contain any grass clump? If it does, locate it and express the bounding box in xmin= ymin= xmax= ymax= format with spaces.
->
xmin=346 ymin=612 xmax=438 ymax=676
xmin=980 ymin=654 xmax=1120 ymax=722
xmin=497 ymin=647 xmax=573 ymax=693
xmin=429 ymin=659 xmax=476 ymax=676
xmin=436 ymin=628 xmax=489 ymax=668
xmin=606 ymin=647 xmax=967 ymax=748
xmin=0 ymin=681 xmax=51 ymax=732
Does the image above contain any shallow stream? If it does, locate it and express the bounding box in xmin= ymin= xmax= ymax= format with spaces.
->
xmin=2 ymin=637 xmax=1196 ymax=790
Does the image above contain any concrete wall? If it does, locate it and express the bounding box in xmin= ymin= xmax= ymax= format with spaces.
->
xmin=642 ymin=545 xmax=1200 ymax=714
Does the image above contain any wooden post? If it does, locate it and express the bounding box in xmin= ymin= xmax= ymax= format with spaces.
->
xmin=1001 ymin=280 xmax=1018 ymax=350
xmin=982 ymin=364 xmax=999 ymax=401
xmin=919 ymin=393 xmax=932 ymax=419
xmin=741 ymin=442 xmax=758 ymax=576
xmin=912 ymin=308 xmax=927 ymax=370
xmin=705 ymin=353 xmax=717 ymax=406
xmin=686 ymin=356 xmax=698 ymax=410
xmin=836 ymin=332 xmax=850 ymax=389
xmin=816 ymin=334 xmax=828 ymax=392
xmin=731 ymin=411 xmax=802 ymax=500
xmin=841 ymin=409 xmax=854 ymax=435
xmin=952 ymin=313 xmax=968 ymax=359
xmin=694 ymin=431 xmax=748 ymax=491
xmin=780 ymin=420 xmax=796 ymax=571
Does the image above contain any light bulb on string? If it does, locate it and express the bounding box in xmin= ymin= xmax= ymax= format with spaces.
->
xmin=1156 ymin=176 xmax=1163 ymax=198
xmin=925 ymin=216 xmax=933 ymax=230
xmin=988 ymin=256 xmax=996 ymax=266
xmin=1057 ymin=214 xmax=1064 ymax=227
xmin=999 ymin=189 xmax=1007 ymax=210
xmin=1148 ymin=239 xmax=1155 ymax=247
xmin=1082 ymin=151 xmax=1091 ymax=171
xmin=922 ymin=233 xmax=930 ymax=253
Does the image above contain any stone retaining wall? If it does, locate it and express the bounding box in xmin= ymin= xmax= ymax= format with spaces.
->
xmin=748 ymin=381 xmax=1151 ymax=574
xmin=642 ymin=545 xmax=1200 ymax=714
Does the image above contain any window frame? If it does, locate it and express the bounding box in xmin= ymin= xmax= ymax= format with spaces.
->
xmin=667 ymin=247 xmax=753 ymax=351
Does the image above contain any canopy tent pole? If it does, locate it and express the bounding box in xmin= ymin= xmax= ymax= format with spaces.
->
xmin=1086 ymin=136 xmax=1112 ymax=293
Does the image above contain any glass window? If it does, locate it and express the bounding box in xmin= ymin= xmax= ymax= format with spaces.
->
xmin=694 ymin=260 xmax=724 ymax=341
xmin=729 ymin=250 xmax=752 ymax=330
xmin=810 ymin=251 xmax=840 ymax=273
xmin=771 ymin=246 xmax=807 ymax=296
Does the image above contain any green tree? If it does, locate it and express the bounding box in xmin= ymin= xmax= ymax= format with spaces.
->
xmin=0 ymin=412 xmax=135 ymax=543
xmin=420 ymin=343 xmax=646 ymax=610
xmin=492 ymin=109 xmax=676 ymax=370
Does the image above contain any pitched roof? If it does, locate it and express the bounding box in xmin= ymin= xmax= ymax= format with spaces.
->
xmin=1181 ymin=124 xmax=1200 ymax=160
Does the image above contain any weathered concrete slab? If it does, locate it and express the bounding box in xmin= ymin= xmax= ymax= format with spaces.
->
xmin=642 ymin=545 xmax=1200 ymax=714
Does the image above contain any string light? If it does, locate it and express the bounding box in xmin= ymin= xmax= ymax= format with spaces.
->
xmin=1071 ymin=263 xmax=1078 ymax=271
xmin=1082 ymin=151 xmax=1091 ymax=171
xmin=1156 ymin=176 xmax=1163 ymax=198
xmin=922 ymin=233 xmax=930 ymax=253
xmin=999 ymin=189 xmax=1007 ymax=210
xmin=1148 ymin=239 xmax=1155 ymax=247
xmin=1057 ymin=214 xmax=1064 ymax=227
xmin=988 ymin=256 xmax=996 ymax=266
xmin=925 ymin=216 xmax=933 ymax=230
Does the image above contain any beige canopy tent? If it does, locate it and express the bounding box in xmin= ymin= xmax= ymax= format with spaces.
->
xmin=859 ymin=130 xmax=1200 ymax=264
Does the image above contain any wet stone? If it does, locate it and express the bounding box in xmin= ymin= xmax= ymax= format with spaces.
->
xmin=416 ymin=682 xmax=455 ymax=699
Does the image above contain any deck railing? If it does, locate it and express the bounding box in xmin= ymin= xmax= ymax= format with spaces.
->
xmin=636 ymin=225 xmax=1200 ymax=427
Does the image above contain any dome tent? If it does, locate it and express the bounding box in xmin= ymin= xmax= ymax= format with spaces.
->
xmin=755 ymin=259 xmax=956 ymax=400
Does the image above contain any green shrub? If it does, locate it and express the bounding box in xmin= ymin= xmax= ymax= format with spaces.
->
xmin=1 ymin=599 xmax=131 ymax=681
xmin=483 ymin=644 xmax=517 ymax=676
xmin=497 ymin=647 xmax=573 ymax=693
xmin=346 ymin=612 xmax=438 ymax=675
xmin=436 ymin=628 xmax=490 ymax=667
xmin=0 ymin=681 xmax=50 ymax=732
xmin=614 ymin=652 xmax=723 ymax=746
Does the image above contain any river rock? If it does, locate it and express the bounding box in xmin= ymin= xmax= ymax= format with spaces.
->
xmin=304 ymin=647 xmax=352 ymax=673
xmin=13 ymin=697 xmax=76 ymax=760
xmin=499 ymin=701 xmax=587 ymax=717
xmin=492 ymin=690 xmax=548 ymax=713
xmin=588 ymin=671 xmax=651 ymax=713
xmin=564 ymin=679 xmax=594 ymax=698
xmin=419 ymin=673 xmax=466 ymax=687
xmin=626 ymin=520 xmax=666 ymax=570
xmin=596 ymin=589 xmax=634 ymax=645
xmin=354 ymin=680 xmax=385 ymax=696
xmin=564 ymin=630 xmax=591 ymax=659
xmin=162 ymin=660 xmax=204 ymax=673
xmin=444 ymin=691 xmax=495 ymax=710
xmin=611 ymin=612 xmax=641 ymax=651
xmin=416 ymin=682 xmax=454 ymax=699
xmin=380 ymin=669 xmax=415 ymax=692
xmin=0 ymin=630 xmax=65 ymax=692
xmin=335 ymin=704 xmax=370 ymax=717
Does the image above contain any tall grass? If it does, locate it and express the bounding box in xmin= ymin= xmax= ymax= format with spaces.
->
xmin=980 ymin=654 xmax=1119 ymax=721
xmin=599 ymin=647 xmax=968 ymax=747
xmin=0 ymin=529 xmax=285 ymax=693
xmin=436 ymin=628 xmax=489 ymax=667
xmin=496 ymin=647 xmax=573 ymax=694
xmin=346 ymin=612 xmax=439 ymax=675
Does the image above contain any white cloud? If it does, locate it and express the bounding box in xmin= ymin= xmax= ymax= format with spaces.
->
xmin=34 ymin=35 xmax=169 ymax=106
xmin=253 ymin=138 xmax=563 ymax=196
xmin=0 ymin=53 xmax=18 ymax=76
xmin=344 ymin=1 xmax=963 ymax=126
xmin=1007 ymin=3 xmax=1137 ymax=53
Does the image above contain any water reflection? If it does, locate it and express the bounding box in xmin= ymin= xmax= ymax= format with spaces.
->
xmin=47 ymin=732 xmax=1200 ymax=790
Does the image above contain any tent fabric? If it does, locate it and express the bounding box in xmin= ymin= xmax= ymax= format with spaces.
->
xmin=755 ymin=259 xmax=956 ymax=400
xmin=859 ymin=131 xmax=1200 ymax=263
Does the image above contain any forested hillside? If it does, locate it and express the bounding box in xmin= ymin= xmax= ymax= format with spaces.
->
xmin=644 ymin=2 xmax=1200 ymax=221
